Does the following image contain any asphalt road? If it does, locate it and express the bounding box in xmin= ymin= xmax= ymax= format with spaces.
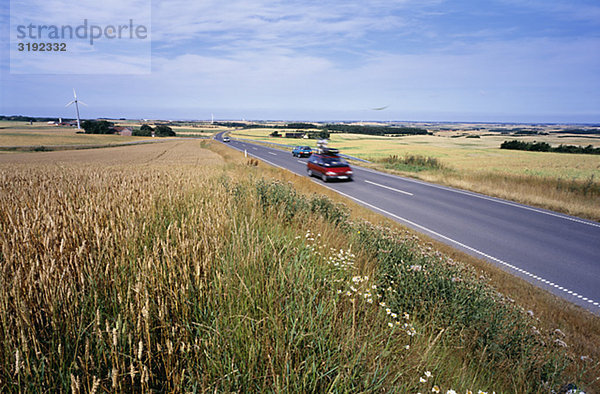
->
xmin=216 ymin=132 xmax=600 ymax=314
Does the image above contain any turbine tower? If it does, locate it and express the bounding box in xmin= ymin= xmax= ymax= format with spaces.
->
xmin=66 ymin=89 xmax=87 ymax=129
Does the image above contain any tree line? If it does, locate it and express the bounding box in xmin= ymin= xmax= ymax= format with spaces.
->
xmin=81 ymin=120 xmax=175 ymax=137
xmin=500 ymin=140 xmax=600 ymax=155
xmin=324 ymin=124 xmax=430 ymax=136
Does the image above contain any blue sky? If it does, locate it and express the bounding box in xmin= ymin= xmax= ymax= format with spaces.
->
xmin=1 ymin=0 xmax=599 ymax=122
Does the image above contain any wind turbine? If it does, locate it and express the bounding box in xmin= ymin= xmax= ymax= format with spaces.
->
xmin=66 ymin=89 xmax=87 ymax=129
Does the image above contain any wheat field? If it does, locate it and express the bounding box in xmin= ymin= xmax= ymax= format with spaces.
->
xmin=0 ymin=140 xmax=596 ymax=392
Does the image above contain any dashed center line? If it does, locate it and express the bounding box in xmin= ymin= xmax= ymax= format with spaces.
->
xmin=268 ymin=152 xmax=277 ymax=156
xmin=365 ymin=180 xmax=413 ymax=196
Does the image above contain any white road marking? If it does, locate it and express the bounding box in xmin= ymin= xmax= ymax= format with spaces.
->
xmin=356 ymin=166 xmax=600 ymax=228
xmin=314 ymin=182 xmax=600 ymax=311
xmin=365 ymin=180 xmax=414 ymax=196
xmin=224 ymin=139 xmax=599 ymax=312
xmin=253 ymin=147 xmax=258 ymax=150
xmin=298 ymin=160 xmax=305 ymax=164
xmin=269 ymin=152 xmax=277 ymax=156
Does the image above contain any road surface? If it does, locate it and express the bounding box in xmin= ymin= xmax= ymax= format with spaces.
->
xmin=216 ymin=132 xmax=600 ymax=315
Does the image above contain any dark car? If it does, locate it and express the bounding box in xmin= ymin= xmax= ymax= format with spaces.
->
xmin=292 ymin=146 xmax=312 ymax=157
xmin=307 ymin=149 xmax=353 ymax=182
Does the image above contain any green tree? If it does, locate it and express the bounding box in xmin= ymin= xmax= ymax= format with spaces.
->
xmin=134 ymin=124 xmax=153 ymax=137
xmin=154 ymin=125 xmax=176 ymax=137
xmin=82 ymin=120 xmax=114 ymax=134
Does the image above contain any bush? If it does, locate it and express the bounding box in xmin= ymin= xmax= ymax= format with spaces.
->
xmin=307 ymin=130 xmax=330 ymax=139
xmin=379 ymin=154 xmax=444 ymax=172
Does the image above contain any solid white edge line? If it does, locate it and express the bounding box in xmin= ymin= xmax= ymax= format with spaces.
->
xmin=314 ymin=181 xmax=600 ymax=310
xmin=365 ymin=180 xmax=414 ymax=196
xmin=355 ymin=166 xmax=600 ymax=228
xmin=225 ymin=138 xmax=600 ymax=310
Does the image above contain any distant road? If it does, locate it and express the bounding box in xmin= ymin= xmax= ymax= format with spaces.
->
xmin=215 ymin=132 xmax=600 ymax=315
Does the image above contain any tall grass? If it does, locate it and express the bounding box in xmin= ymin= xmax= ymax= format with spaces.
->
xmin=0 ymin=158 xmax=583 ymax=392
xmin=378 ymin=154 xmax=445 ymax=172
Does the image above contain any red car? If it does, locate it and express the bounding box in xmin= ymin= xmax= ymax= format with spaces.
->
xmin=306 ymin=149 xmax=353 ymax=182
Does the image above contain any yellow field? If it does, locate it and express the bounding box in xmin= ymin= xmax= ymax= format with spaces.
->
xmin=0 ymin=139 xmax=222 ymax=166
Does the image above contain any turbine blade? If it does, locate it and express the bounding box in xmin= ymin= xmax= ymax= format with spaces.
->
xmin=79 ymin=100 xmax=88 ymax=106
xmin=73 ymin=88 xmax=77 ymax=99
xmin=371 ymin=105 xmax=389 ymax=111
xmin=66 ymin=101 xmax=75 ymax=107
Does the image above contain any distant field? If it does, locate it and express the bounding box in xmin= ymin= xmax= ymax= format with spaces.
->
xmin=231 ymin=128 xmax=600 ymax=220
xmin=233 ymin=128 xmax=600 ymax=179
xmin=0 ymin=121 xmax=148 ymax=148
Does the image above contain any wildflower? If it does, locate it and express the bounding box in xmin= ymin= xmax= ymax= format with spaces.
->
xmin=337 ymin=290 xmax=342 ymax=294
xmin=432 ymin=386 xmax=440 ymax=393
xmin=554 ymin=339 xmax=568 ymax=348
xmin=386 ymin=308 xmax=392 ymax=315
xmin=405 ymin=345 xmax=410 ymax=350
xmin=424 ymin=371 xmax=432 ymax=378
xmin=447 ymin=390 xmax=457 ymax=394
xmin=404 ymin=312 xmax=410 ymax=319
xmin=391 ymin=312 xmax=397 ymax=319
xmin=367 ymin=298 xmax=373 ymax=303
xmin=379 ymin=302 xmax=386 ymax=307
xmin=410 ymin=265 xmax=422 ymax=272
xmin=420 ymin=377 xmax=427 ymax=383
xmin=477 ymin=391 xmax=487 ymax=394
xmin=388 ymin=322 xmax=394 ymax=328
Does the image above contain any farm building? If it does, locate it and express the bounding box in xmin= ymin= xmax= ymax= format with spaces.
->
xmin=285 ymin=132 xmax=305 ymax=138
xmin=110 ymin=126 xmax=134 ymax=136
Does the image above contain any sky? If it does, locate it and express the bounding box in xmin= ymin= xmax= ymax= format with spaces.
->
xmin=1 ymin=0 xmax=599 ymax=123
